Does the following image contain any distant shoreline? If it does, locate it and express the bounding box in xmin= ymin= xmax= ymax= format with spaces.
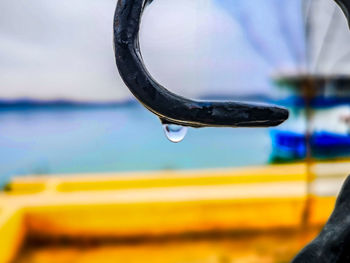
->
xmin=1 ymin=94 xmax=350 ymax=110
xmin=0 ymin=98 xmax=138 ymax=110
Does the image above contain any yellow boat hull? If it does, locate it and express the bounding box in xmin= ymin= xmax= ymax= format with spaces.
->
xmin=1 ymin=162 xmax=349 ymax=263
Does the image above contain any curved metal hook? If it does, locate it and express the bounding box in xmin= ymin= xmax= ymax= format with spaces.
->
xmin=335 ymin=0 xmax=350 ymax=26
xmin=291 ymin=1 xmax=350 ymax=261
xmin=113 ymin=0 xmax=288 ymax=128
xmin=292 ymin=176 xmax=350 ymax=262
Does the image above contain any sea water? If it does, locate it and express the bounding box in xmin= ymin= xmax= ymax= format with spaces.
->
xmin=0 ymin=104 xmax=271 ymax=186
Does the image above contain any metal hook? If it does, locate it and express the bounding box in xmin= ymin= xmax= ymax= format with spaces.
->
xmin=335 ymin=0 xmax=350 ymax=26
xmin=291 ymin=1 xmax=350 ymax=261
xmin=292 ymin=176 xmax=350 ymax=262
xmin=113 ymin=0 xmax=288 ymax=128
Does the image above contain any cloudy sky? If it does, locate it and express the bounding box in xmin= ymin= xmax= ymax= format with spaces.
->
xmin=0 ymin=0 xmax=345 ymax=102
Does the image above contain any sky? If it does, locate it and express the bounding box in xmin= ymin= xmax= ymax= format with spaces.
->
xmin=306 ymin=0 xmax=350 ymax=73
xmin=0 ymin=0 xmax=347 ymax=102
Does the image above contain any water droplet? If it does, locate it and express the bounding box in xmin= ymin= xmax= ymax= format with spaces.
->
xmin=162 ymin=123 xmax=188 ymax=143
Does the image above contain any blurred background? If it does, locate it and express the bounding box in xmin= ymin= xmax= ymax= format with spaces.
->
xmin=1 ymin=0 xmax=350 ymax=262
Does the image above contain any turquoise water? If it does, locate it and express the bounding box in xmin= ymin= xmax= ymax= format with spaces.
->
xmin=0 ymin=105 xmax=272 ymax=186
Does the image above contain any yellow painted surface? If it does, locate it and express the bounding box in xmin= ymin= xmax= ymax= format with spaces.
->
xmin=15 ymin=230 xmax=321 ymax=263
xmin=0 ymin=162 xmax=348 ymax=263
xmin=25 ymin=198 xmax=306 ymax=238
xmin=6 ymin=164 xmax=307 ymax=194
xmin=4 ymin=182 xmax=45 ymax=195
xmin=0 ymin=205 xmax=25 ymax=263
xmin=309 ymin=196 xmax=337 ymax=226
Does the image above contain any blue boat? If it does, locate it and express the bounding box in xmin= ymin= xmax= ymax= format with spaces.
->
xmin=271 ymin=74 xmax=350 ymax=163
xmin=270 ymin=130 xmax=350 ymax=162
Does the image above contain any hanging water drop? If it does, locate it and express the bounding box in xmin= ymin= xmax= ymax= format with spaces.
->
xmin=162 ymin=123 xmax=188 ymax=143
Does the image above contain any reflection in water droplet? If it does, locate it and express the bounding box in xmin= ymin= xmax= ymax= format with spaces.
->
xmin=162 ymin=123 xmax=188 ymax=143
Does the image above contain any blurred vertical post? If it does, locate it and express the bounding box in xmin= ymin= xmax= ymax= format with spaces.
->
xmin=300 ymin=76 xmax=316 ymax=228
